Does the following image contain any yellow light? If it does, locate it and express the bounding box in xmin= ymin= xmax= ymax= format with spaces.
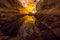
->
xmin=19 ymin=2 xmax=36 ymax=14
xmin=20 ymin=15 xmax=35 ymax=23
xmin=19 ymin=1 xmax=36 ymax=23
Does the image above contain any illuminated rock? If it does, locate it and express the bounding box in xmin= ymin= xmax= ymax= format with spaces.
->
xmin=20 ymin=15 xmax=35 ymax=23
xmin=19 ymin=2 xmax=36 ymax=14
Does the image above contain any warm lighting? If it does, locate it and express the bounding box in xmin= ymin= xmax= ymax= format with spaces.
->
xmin=20 ymin=15 xmax=35 ymax=23
xmin=19 ymin=0 xmax=40 ymax=23
xmin=19 ymin=2 xmax=36 ymax=14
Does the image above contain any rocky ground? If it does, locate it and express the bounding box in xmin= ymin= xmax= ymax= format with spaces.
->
xmin=0 ymin=0 xmax=60 ymax=40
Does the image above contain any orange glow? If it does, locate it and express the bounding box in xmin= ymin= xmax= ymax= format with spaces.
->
xmin=20 ymin=15 xmax=35 ymax=23
xmin=19 ymin=0 xmax=36 ymax=23
xmin=19 ymin=2 xmax=36 ymax=14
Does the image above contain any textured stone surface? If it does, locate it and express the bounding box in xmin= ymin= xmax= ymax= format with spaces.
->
xmin=0 ymin=0 xmax=60 ymax=40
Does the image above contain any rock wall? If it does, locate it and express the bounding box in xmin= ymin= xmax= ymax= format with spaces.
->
xmin=0 ymin=0 xmax=60 ymax=40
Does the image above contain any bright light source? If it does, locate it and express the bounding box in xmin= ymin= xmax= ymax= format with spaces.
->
xmin=31 ymin=9 xmax=37 ymax=14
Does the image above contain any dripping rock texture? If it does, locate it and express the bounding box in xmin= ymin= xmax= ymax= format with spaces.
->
xmin=0 ymin=0 xmax=60 ymax=40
